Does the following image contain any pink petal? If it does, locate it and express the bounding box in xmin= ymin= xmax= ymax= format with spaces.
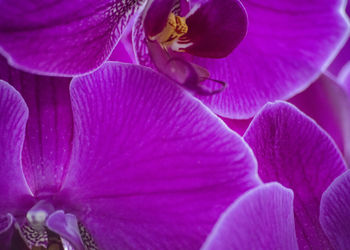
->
xmin=320 ymin=170 xmax=350 ymax=250
xmin=202 ymin=183 xmax=298 ymax=250
xmin=0 ymin=0 xmax=145 ymax=75
xmin=0 ymin=56 xmax=73 ymax=195
xmin=60 ymin=62 xmax=260 ymax=249
xmin=244 ymin=101 xmax=347 ymax=249
xmin=289 ymin=73 xmax=350 ymax=164
xmin=0 ymin=80 xmax=32 ymax=215
xmin=194 ymin=0 xmax=350 ymax=118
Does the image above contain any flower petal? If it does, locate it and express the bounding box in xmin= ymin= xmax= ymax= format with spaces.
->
xmin=320 ymin=170 xmax=350 ymax=250
xmin=289 ymin=74 xmax=350 ymax=164
xmin=60 ymin=62 xmax=260 ymax=249
xmin=184 ymin=0 xmax=247 ymax=58
xmin=0 ymin=214 xmax=14 ymax=249
xmin=328 ymin=3 xmax=350 ymax=75
xmin=0 ymin=56 xmax=73 ymax=195
xmin=0 ymin=0 xmax=145 ymax=75
xmin=46 ymin=211 xmax=85 ymax=250
xmin=244 ymin=101 xmax=347 ymax=249
xmin=202 ymin=183 xmax=298 ymax=250
xmin=0 ymin=80 xmax=32 ymax=215
xmin=194 ymin=0 xmax=350 ymax=118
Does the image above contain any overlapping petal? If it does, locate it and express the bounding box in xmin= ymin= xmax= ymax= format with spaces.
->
xmin=0 ymin=56 xmax=73 ymax=195
xmin=244 ymin=102 xmax=347 ymax=249
xmin=328 ymin=2 xmax=350 ymax=75
xmin=59 ymin=62 xmax=260 ymax=249
xmin=0 ymin=81 xmax=31 ymax=215
xmin=320 ymin=170 xmax=350 ymax=250
xmin=194 ymin=0 xmax=350 ymax=118
xmin=202 ymin=183 xmax=298 ymax=250
xmin=0 ymin=0 xmax=145 ymax=75
xmin=289 ymin=74 xmax=350 ymax=163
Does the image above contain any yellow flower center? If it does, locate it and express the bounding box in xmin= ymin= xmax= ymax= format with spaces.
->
xmin=151 ymin=12 xmax=189 ymax=51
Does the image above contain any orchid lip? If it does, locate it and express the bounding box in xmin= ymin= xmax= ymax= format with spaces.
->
xmin=12 ymin=200 xmax=97 ymax=250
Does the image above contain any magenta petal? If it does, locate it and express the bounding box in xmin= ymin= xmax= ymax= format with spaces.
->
xmin=184 ymin=0 xmax=247 ymax=58
xmin=320 ymin=170 xmax=350 ymax=249
xmin=46 ymin=211 xmax=85 ymax=250
xmin=0 ymin=80 xmax=31 ymax=215
xmin=0 ymin=214 xmax=14 ymax=249
xmin=0 ymin=56 xmax=73 ymax=195
xmin=60 ymin=63 xmax=260 ymax=249
xmin=194 ymin=0 xmax=349 ymax=118
xmin=0 ymin=0 xmax=145 ymax=75
xmin=244 ymin=102 xmax=347 ymax=249
xmin=202 ymin=183 xmax=298 ymax=250
xmin=289 ymin=74 xmax=350 ymax=162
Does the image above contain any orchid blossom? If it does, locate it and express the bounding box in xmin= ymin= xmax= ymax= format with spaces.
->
xmin=202 ymin=101 xmax=349 ymax=249
xmin=0 ymin=59 xmax=261 ymax=249
xmin=0 ymin=0 xmax=348 ymax=118
xmin=133 ymin=0 xmax=349 ymax=118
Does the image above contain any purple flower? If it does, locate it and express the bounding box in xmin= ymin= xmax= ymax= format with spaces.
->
xmin=202 ymin=102 xmax=348 ymax=249
xmin=134 ymin=0 xmax=350 ymax=118
xmin=0 ymin=57 xmax=261 ymax=249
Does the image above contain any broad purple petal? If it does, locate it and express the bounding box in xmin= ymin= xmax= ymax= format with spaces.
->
xmin=320 ymin=170 xmax=350 ymax=250
xmin=0 ymin=56 xmax=73 ymax=195
xmin=202 ymin=183 xmax=298 ymax=250
xmin=289 ymin=74 xmax=350 ymax=163
xmin=0 ymin=80 xmax=31 ymax=215
xmin=60 ymin=63 xmax=260 ymax=249
xmin=244 ymin=102 xmax=347 ymax=249
xmin=194 ymin=0 xmax=350 ymax=118
xmin=0 ymin=0 xmax=145 ymax=76
xmin=184 ymin=0 xmax=247 ymax=58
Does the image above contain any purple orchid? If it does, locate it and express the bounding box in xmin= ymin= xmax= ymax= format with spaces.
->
xmin=133 ymin=0 xmax=350 ymax=118
xmin=0 ymin=1 xmax=348 ymax=119
xmin=202 ymin=102 xmax=348 ymax=249
xmin=0 ymin=57 xmax=261 ymax=249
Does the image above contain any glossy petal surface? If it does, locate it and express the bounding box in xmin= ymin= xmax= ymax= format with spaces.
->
xmin=244 ymin=102 xmax=347 ymax=249
xmin=0 ymin=0 xmax=145 ymax=75
xmin=194 ymin=0 xmax=349 ymax=118
xmin=0 ymin=81 xmax=31 ymax=215
xmin=320 ymin=170 xmax=350 ymax=250
xmin=202 ymin=183 xmax=298 ymax=250
xmin=0 ymin=56 xmax=73 ymax=195
xmin=60 ymin=63 xmax=260 ymax=249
